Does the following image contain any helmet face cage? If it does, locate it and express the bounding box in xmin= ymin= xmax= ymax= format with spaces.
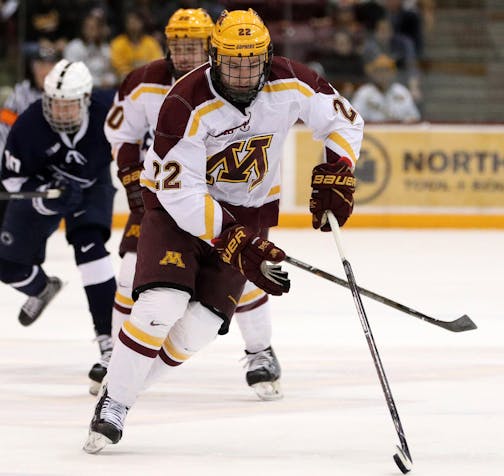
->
xmin=168 ymin=37 xmax=209 ymax=79
xmin=210 ymin=9 xmax=273 ymax=104
xmin=42 ymin=59 xmax=93 ymax=134
xmin=210 ymin=46 xmax=272 ymax=104
xmin=165 ymin=8 xmax=213 ymax=78
xmin=42 ymin=95 xmax=90 ymax=134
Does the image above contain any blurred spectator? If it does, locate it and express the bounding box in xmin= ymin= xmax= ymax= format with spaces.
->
xmin=308 ymin=29 xmax=365 ymax=98
xmin=129 ymin=0 xmax=165 ymax=41
xmin=330 ymin=2 xmax=365 ymax=44
xmin=0 ymin=46 xmax=60 ymax=225
xmin=109 ymin=10 xmax=164 ymax=80
xmin=362 ymin=16 xmax=421 ymax=102
xmin=354 ymin=0 xmax=387 ymax=33
xmin=64 ymin=13 xmax=117 ymax=88
xmin=352 ymin=53 xmax=420 ymax=123
xmin=25 ymin=0 xmax=68 ymax=55
xmin=0 ymin=46 xmax=61 ymax=154
xmin=382 ymin=0 xmax=423 ymax=57
xmin=1 ymin=0 xmax=18 ymax=59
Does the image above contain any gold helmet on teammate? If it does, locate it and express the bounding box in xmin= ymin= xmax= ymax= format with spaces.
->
xmin=164 ymin=8 xmax=214 ymax=78
xmin=210 ymin=9 xmax=273 ymax=104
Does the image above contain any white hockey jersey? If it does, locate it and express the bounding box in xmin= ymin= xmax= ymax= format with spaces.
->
xmin=351 ymin=82 xmax=420 ymax=123
xmin=141 ymin=57 xmax=364 ymax=242
xmin=104 ymin=59 xmax=176 ymax=169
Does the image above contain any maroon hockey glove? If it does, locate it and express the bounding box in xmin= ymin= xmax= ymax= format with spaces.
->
xmin=213 ymin=225 xmax=290 ymax=296
xmin=118 ymin=165 xmax=144 ymax=213
xmin=310 ymin=157 xmax=356 ymax=229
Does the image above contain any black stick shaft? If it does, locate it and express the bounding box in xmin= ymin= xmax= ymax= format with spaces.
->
xmin=284 ymin=255 xmax=476 ymax=332
xmin=327 ymin=212 xmax=412 ymax=462
xmin=0 ymin=189 xmax=61 ymax=200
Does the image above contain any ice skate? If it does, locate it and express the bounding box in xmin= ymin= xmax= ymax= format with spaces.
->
xmin=18 ymin=276 xmax=63 ymax=326
xmin=88 ymin=335 xmax=113 ymax=396
xmin=243 ymin=346 xmax=283 ymax=401
xmin=83 ymin=385 xmax=129 ymax=454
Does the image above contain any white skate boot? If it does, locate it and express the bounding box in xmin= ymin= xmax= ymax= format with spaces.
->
xmin=243 ymin=346 xmax=283 ymax=401
xmin=83 ymin=385 xmax=129 ymax=454
xmin=88 ymin=334 xmax=112 ymax=396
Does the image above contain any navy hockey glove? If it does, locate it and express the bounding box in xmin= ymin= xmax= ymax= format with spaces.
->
xmin=310 ymin=157 xmax=356 ymax=229
xmin=213 ymin=224 xmax=290 ymax=296
xmin=118 ymin=165 xmax=144 ymax=213
xmin=41 ymin=177 xmax=82 ymax=215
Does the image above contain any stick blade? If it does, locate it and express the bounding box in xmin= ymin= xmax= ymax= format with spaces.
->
xmin=442 ymin=314 xmax=477 ymax=332
xmin=393 ymin=445 xmax=412 ymax=474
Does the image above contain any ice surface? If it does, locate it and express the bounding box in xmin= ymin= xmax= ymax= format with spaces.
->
xmin=1 ymin=228 xmax=503 ymax=475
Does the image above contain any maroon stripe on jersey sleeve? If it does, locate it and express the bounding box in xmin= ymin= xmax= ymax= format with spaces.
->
xmin=269 ymin=56 xmax=335 ymax=95
xmin=118 ymin=59 xmax=174 ymax=100
xmin=116 ymin=142 xmax=141 ymax=170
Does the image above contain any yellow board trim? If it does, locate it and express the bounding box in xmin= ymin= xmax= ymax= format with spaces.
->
xmin=327 ymin=132 xmax=357 ymax=165
xmin=131 ymin=86 xmax=169 ymax=101
xmin=263 ymin=82 xmax=313 ymax=97
xmin=163 ymin=335 xmax=190 ymax=361
xmin=115 ymin=292 xmax=134 ymax=306
xmin=110 ymin=213 xmax=504 ymax=230
xmin=189 ymin=100 xmax=224 ymax=137
xmin=123 ymin=320 xmax=164 ymax=347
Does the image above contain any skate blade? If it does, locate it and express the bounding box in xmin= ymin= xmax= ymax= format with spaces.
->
xmin=251 ymin=380 xmax=283 ymax=401
xmin=83 ymin=431 xmax=112 ymax=454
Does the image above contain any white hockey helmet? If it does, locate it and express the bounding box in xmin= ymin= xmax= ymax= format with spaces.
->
xmin=42 ymin=59 xmax=93 ymax=133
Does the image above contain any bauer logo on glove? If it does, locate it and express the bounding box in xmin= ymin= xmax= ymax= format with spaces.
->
xmin=310 ymin=156 xmax=356 ymax=229
xmin=213 ymin=225 xmax=290 ymax=296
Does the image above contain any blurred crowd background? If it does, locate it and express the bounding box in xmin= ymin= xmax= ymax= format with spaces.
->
xmin=0 ymin=0 xmax=503 ymax=123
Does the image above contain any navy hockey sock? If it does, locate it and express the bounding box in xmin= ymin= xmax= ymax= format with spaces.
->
xmin=0 ymin=260 xmax=48 ymax=296
xmin=85 ymin=277 xmax=116 ymax=335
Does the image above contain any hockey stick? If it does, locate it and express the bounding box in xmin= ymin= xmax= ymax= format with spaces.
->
xmin=284 ymin=256 xmax=476 ymax=333
xmin=326 ymin=210 xmax=412 ymax=474
xmin=0 ymin=189 xmax=62 ymax=200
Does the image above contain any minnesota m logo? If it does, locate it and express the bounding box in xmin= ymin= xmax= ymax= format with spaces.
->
xmin=125 ymin=225 xmax=140 ymax=238
xmin=206 ymin=135 xmax=272 ymax=191
xmin=159 ymin=251 xmax=186 ymax=268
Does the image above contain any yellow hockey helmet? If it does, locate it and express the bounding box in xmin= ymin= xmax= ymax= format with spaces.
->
xmin=165 ymin=8 xmax=214 ymax=41
xmin=210 ymin=9 xmax=271 ymax=58
xmin=210 ymin=9 xmax=273 ymax=104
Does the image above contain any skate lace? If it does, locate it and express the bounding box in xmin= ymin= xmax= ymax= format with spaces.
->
xmin=101 ymin=396 xmax=128 ymax=430
xmin=242 ymin=349 xmax=275 ymax=372
xmin=96 ymin=335 xmax=113 ymax=367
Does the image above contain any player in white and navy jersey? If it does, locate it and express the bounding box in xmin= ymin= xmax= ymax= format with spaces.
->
xmin=0 ymin=60 xmax=116 ymax=394
xmin=85 ymin=9 xmax=363 ymax=453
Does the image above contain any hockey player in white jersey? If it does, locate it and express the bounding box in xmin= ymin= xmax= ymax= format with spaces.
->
xmin=105 ymin=7 xmax=214 ymax=341
xmin=351 ymin=53 xmax=420 ymax=123
xmin=84 ymin=9 xmax=363 ymax=454
xmin=105 ymin=8 xmax=285 ymax=401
